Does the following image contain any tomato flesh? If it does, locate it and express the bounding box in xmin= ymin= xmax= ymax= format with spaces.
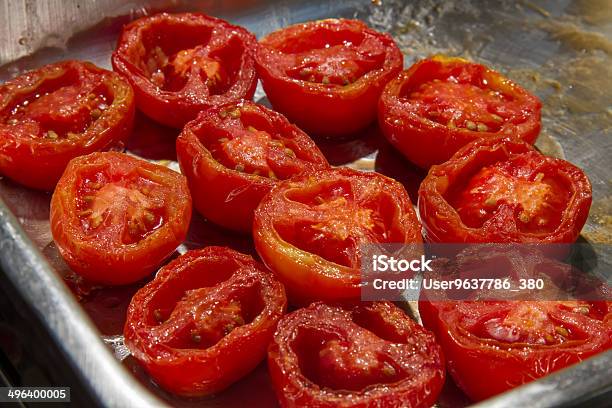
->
xmin=176 ymin=100 xmax=328 ymax=232
xmin=255 ymin=18 xmax=403 ymax=137
xmin=418 ymin=137 xmax=591 ymax=243
xmin=268 ymin=302 xmax=445 ymax=407
xmin=253 ymin=168 xmax=422 ymax=304
xmin=282 ymin=31 xmax=387 ymax=86
xmin=0 ymin=61 xmax=134 ymax=190
xmin=379 ymin=56 xmax=541 ymax=168
xmin=404 ymin=80 xmax=513 ymax=133
xmin=419 ymin=247 xmax=611 ymax=401
xmin=124 ymin=246 xmax=287 ymax=396
xmin=50 ymin=152 xmax=191 ymax=285
xmin=450 ymin=160 xmax=569 ymax=233
xmin=112 ymin=13 xmax=258 ymax=128
xmin=76 ymin=176 xmax=165 ymax=244
xmin=275 ymin=182 xmax=389 ymax=268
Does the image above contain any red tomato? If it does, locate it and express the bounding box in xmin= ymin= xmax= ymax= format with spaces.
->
xmin=112 ymin=12 xmax=257 ymax=128
xmin=253 ymin=167 xmax=422 ymax=305
xmin=418 ymin=137 xmax=591 ymax=243
xmin=268 ymin=301 xmax=445 ymax=408
xmin=124 ymin=246 xmax=287 ymax=396
xmin=50 ymin=152 xmax=192 ymax=285
xmin=255 ymin=19 xmax=402 ymax=137
xmin=176 ymin=100 xmax=329 ymax=232
xmin=379 ymin=55 xmax=542 ymax=168
xmin=0 ymin=60 xmax=134 ymax=190
xmin=419 ymin=249 xmax=612 ymax=403
xmin=421 ymin=300 xmax=611 ymax=401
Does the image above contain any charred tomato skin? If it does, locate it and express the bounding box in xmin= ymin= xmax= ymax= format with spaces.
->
xmin=50 ymin=152 xmax=192 ymax=285
xmin=112 ymin=12 xmax=257 ymax=128
xmin=176 ymin=100 xmax=329 ymax=233
xmin=379 ymin=55 xmax=542 ymax=168
xmin=124 ymin=246 xmax=287 ymax=396
xmin=268 ymin=301 xmax=445 ymax=408
xmin=419 ymin=299 xmax=612 ymax=401
xmin=255 ymin=18 xmax=403 ymax=138
xmin=418 ymin=137 xmax=591 ymax=243
xmin=253 ymin=167 xmax=422 ymax=305
xmin=0 ymin=60 xmax=135 ymax=190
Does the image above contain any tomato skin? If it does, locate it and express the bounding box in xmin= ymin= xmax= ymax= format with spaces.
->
xmin=379 ymin=56 xmax=541 ymax=168
xmin=253 ymin=167 xmax=422 ymax=305
xmin=0 ymin=60 xmax=134 ymax=190
xmin=176 ymin=100 xmax=329 ymax=233
xmin=112 ymin=13 xmax=257 ymax=128
xmin=419 ymin=299 xmax=611 ymax=401
xmin=255 ymin=19 xmax=402 ymax=138
xmin=124 ymin=246 xmax=287 ymax=396
xmin=418 ymin=137 xmax=591 ymax=243
xmin=50 ymin=152 xmax=192 ymax=285
xmin=268 ymin=301 xmax=445 ymax=408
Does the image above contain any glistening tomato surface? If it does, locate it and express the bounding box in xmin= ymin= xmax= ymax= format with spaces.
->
xmin=50 ymin=152 xmax=191 ymax=285
xmin=176 ymin=100 xmax=329 ymax=232
xmin=112 ymin=12 xmax=257 ymax=128
xmin=124 ymin=246 xmax=287 ymax=396
xmin=418 ymin=137 xmax=591 ymax=243
xmin=379 ymin=55 xmax=541 ymax=168
xmin=268 ymin=301 xmax=445 ymax=408
xmin=0 ymin=60 xmax=134 ymax=190
xmin=255 ymin=18 xmax=402 ymax=137
xmin=419 ymin=299 xmax=611 ymax=401
xmin=253 ymin=168 xmax=422 ymax=305
xmin=418 ymin=247 xmax=612 ymax=401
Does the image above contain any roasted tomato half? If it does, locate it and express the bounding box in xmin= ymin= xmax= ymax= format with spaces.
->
xmin=50 ymin=152 xmax=192 ymax=285
xmin=253 ymin=167 xmax=422 ymax=305
xmin=0 ymin=60 xmax=134 ymax=190
xmin=125 ymin=246 xmax=287 ymax=396
xmin=255 ymin=19 xmax=402 ymax=137
xmin=268 ymin=301 xmax=445 ymax=408
xmin=112 ymin=12 xmax=257 ymax=128
xmin=420 ymin=299 xmax=611 ymax=401
xmin=379 ymin=55 xmax=542 ymax=168
xmin=419 ymin=246 xmax=611 ymax=401
xmin=418 ymin=137 xmax=591 ymax=243
xmin=176 ymin=100 xmax=329 ymax=232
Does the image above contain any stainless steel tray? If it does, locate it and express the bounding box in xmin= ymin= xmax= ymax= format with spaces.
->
xmin=0 ymin=0 xmax=611 ymax=407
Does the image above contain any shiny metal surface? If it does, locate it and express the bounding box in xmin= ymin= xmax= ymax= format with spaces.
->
xmin=0 ymin=0 xmax=610 ymax=407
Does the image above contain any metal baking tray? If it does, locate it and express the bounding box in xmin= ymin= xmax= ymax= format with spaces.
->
xmin=0 ymin=0 xmax=610 ymax=407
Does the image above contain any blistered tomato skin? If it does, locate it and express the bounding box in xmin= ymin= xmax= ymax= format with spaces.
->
xmin=253 ymin=167 xmax=422 ymax=305
xmin=176 ymin=100 xmax=329 ymax=232
xmin=268 ymin=302 xmax=445 ymax=408
xmin=112 ymin=12 xmax=258 ymax=128
xmin=418 ymin=137 xmax=591 ymax=244
xmin=50 ymin=152 xmax=192 ymax=285
xmin=0 ymin=60 xmax=135 ymax=190
xmin=379 ymin=55 xmax=542 ymax=168
xmin=255 ymin=19 xmax=403 ymax=138
xmin=125 ymin=246 xmax=287 ymax=397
